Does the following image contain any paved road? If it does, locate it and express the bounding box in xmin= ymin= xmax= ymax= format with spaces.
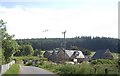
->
xmin=19 ymin=65 xmax=58 ymax=76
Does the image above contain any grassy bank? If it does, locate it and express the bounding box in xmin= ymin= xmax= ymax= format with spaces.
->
xmin=3 ymin=64 xmax=19 ymax=76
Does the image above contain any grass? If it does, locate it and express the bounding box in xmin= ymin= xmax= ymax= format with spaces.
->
xmin=3 ymin=64 xmax=19 ymax=76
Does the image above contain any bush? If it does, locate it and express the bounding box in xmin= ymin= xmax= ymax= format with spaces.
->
xmin=39 ymin=58 xmax=48 ymax=61
xmin=34 ymin=60 xmax=119 ymax=75
xmin=57 ymin=63 xmax=93 ymax=74
xmin=91 ymin=59 xmax=115 ymax=64
xmin=25 ymin=62 xmax=32 ymax=66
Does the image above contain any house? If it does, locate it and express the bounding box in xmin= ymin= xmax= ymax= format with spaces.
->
xmin=71 ymin=50 xmax=85 ymax=59
xmin=77 ymin=56 xmax=90 ymax=63
xmin=44 ymin=49 xmax=85 ymax=63
xmin=43 ymin=50 xmax=53 ymax=58
xmin=92 ymin=49 xmax=114 ymax=60
xmin=48 ymin=50 xmax=59 ymax=62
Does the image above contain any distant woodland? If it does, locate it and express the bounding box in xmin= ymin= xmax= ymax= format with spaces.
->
xmin=16 ymin=36 xmax=119 ymax=52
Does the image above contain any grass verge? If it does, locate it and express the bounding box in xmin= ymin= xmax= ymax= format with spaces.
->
xmin=3 ymin=64 xmax=19 ymax=76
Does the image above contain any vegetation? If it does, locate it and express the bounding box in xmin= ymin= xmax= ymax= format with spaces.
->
xmin=3 ymin=64 xmax=19 ymax=76
xmin=13 ymin=56 xmax=38 ymax=64
xmin=16 ymin=36 xmax=118 ymax=53
xmin=14 ymin=44 xmax=34 ymax=56
xmin=91 ymin=59 xmax=117 ymax=64
xmin=0 ymin=20 xmax=18 ymax=64
xmin=33 ymin=61 xmax=119 ymax=75
xmin=13 ymin=56 xmax=47 ymax=64
xmin=90 ymin=52 xmax=96 ymax=57
xmin=0 ymin=19 xmax=43 ymax=64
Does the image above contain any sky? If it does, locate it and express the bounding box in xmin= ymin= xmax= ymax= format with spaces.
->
xmin=0 ymin=0 xmax=119 ymax=39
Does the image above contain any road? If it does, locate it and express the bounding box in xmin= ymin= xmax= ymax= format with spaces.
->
xmin=19 ymin=65 xmax=58 ymax=76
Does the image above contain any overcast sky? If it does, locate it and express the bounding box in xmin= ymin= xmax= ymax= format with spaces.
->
xmin=0 ymin=0 xmax=119 ymax=39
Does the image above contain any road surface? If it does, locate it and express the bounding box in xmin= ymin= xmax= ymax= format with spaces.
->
xmin=19 ymin=65 xmax=58 ymax=76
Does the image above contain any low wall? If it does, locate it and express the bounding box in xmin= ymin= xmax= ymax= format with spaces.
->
xmin=1 ymin=61 xmax=15 ymax=74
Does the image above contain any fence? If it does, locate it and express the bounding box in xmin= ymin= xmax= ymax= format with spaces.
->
xmin=1 ymin=61 xmax=15 ymax=74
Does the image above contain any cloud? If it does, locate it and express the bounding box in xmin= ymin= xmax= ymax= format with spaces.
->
xmin=0 ymin=5 xmax=118 ymax=39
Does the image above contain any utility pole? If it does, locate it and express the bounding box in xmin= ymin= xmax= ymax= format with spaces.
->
xmin=62 ymin=30 xmax=66 ymax=62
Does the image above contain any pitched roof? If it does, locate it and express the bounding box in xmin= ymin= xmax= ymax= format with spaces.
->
xmin=92 ymin=49 xmax=113 ymax=59
xmin=71 ymin=50 xmax=85 ymax=58
xmin=76 ymin=51 xmax=85 ymax=58
xmin=65 ymin=50 xmax=75 ymax=57
xmin=103 ymin=50 xmax=113 ymax=59
xmin=43 ymin=51 xmax=52 ymax=58
xmin=45 ymin=49 xmax=85 ymax=61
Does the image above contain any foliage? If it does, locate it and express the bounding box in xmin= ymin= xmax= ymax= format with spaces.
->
xmin=3 ymin=40 xmax=18 ymax=63
xmin=0 ymin=20 xmax=18 ymax=63
xmin=13 ymin=56 xmax=47 ymax=64
xmin=81 ymin=48 xmax=91 ymax=55
xmin=3 ymin=64 xmax=19 ymax=75
xmin=25 ymin=62 xmax=32 ymax=66
xmin=22 ymin=45 xmax=34 ymax=56
xmin=33 ymin=60 xmax=119 ymax=75
xmin=16 ymin=37 xmax=118 ymax=52
xmin=56 ymin=63 xmax=93 ymax=74
xmin=91 ymin=59 xmax=117 ymax=64
xmin=68 ymin=46 xmax=79 ymax=50
xmin=33 ymin=49 xmax=42 ymax=56
xmin=14 ymin=44 xmax=34 ymax=56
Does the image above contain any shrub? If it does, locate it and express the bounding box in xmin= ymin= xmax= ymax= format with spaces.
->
xmin=91 ymin=59 xmax=115 ymax=64
xmin=39 ymin=58 xmax=48 ymax=61
xmin=25 ymin=62 xmax=32 ymax=66
xmin=57 ymin=63 xmax=93 ymax=74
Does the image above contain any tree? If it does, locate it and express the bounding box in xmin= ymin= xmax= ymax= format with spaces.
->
xmin=0 ymin=20 xmax=18 ymax=63
xmin=21 ymin=45 xmax=34 ymax=56
xmin=16 ymin=36 xmax=118 ymax=52
xmin=81 ymin=49 xmax=91 ymax=56
xmin=33 ymin=49 xmax=42 ymax=56
xmin=2 ymin=40 xmax=18 ymax=63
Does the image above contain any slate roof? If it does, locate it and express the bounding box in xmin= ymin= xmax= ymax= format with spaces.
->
xmin=44 ymin=49 xmax=85 ymax=62
xmin=92 ymin=49 xmax=113 ymax=60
